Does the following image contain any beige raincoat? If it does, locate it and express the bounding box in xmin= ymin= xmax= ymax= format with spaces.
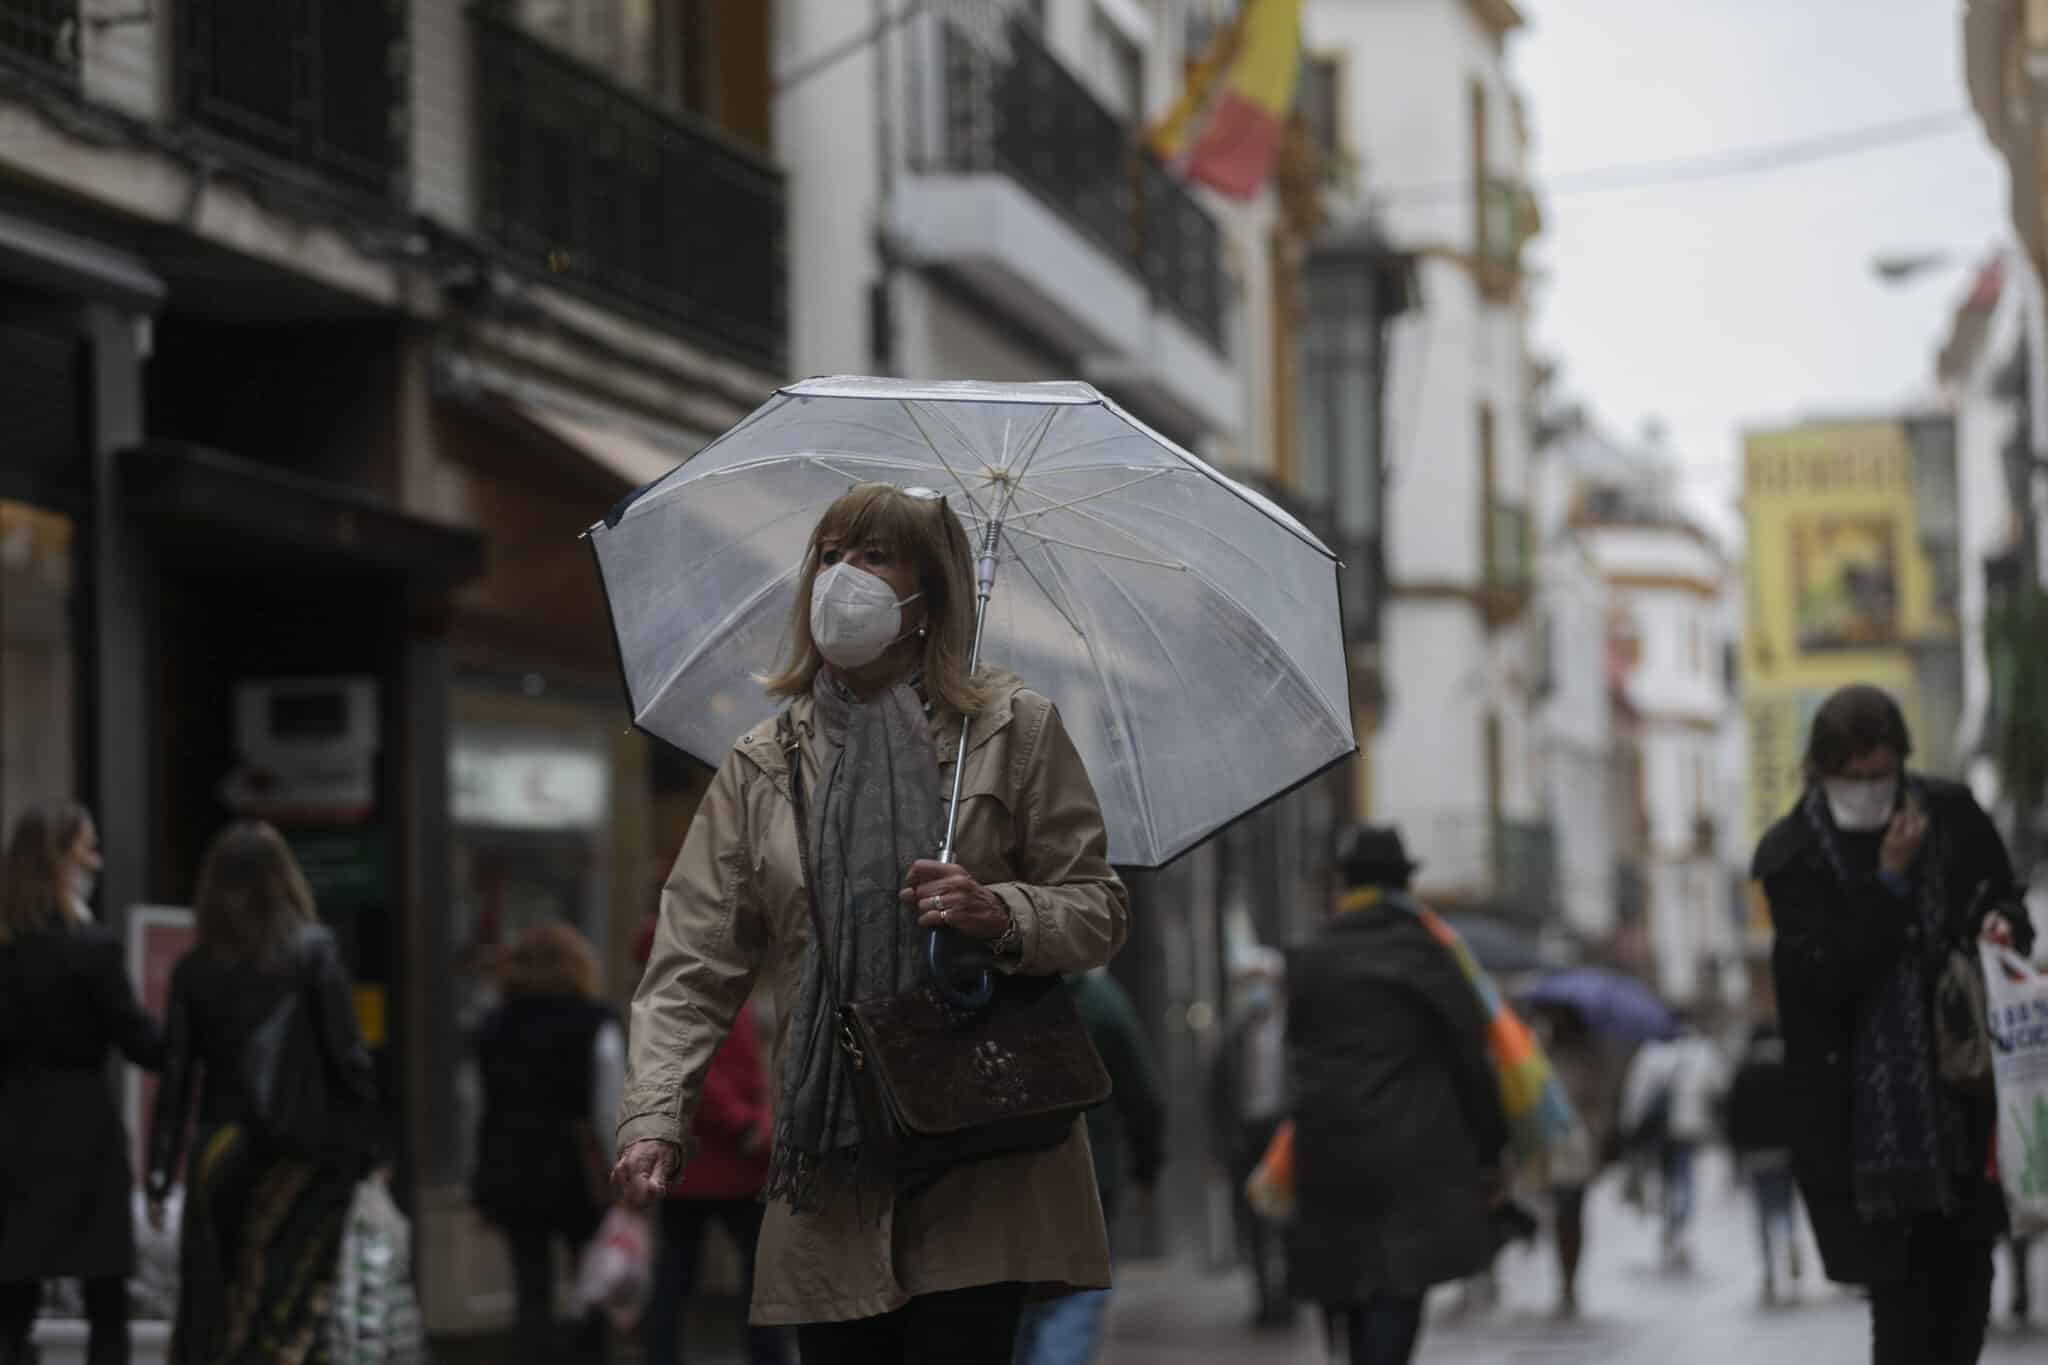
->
xmin=618 ymin=674 xmax=1130 ymax=1325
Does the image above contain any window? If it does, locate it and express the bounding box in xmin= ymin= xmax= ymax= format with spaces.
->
xmin=1469 ymin=77 xmax=1489 ymax=259
xmin=1297 ymin=54 xmax=1345 ymax=187
xmin=516 ymin=0 xmax=662 ymax=100
xmin=0 ymin=500 xmax=76 ymax=842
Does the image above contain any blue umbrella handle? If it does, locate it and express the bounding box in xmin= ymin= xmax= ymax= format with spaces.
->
xmin=927 ymin=927 xmax=995 ymax=1010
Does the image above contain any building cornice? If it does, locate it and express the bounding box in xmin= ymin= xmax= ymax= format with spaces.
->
xmin=1461 ymin=0 xmax=1527 ymax=41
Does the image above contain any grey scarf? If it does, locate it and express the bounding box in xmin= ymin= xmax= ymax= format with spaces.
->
xmin=764 ymin=672 xmax=944 ymax=1211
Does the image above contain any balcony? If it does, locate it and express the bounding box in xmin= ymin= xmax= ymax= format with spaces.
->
xmin=0 ymin=0 xmax=74 ymax=83
xmin=898 ymin=16 xmax=1235 ymax=435
xmin=174 ymin=0 xmax=405 ymax=202
xmin=473 ymin=12 xmax=787 ymax=374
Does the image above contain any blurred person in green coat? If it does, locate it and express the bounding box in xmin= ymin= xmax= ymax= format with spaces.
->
xmin=1013 ymin=968 xmax=1165 ymax=1365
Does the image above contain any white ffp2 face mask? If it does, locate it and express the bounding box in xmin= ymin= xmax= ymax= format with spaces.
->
xmin=1824 ymin=777 xmax=1898 ymax=832
xmin=810 ymin=561 xmax=922 ymax=669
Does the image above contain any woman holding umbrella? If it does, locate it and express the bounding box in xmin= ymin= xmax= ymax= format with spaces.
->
xmin=612 ymin=484 xmax=1128 ymax=1364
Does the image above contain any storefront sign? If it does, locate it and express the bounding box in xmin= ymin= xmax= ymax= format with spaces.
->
xmin=452 ymin=736 xmax=608 ymax=830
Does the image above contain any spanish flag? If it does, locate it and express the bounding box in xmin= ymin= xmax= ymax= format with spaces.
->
xmin=1149 ymin=0 xmax=1303 ymax=200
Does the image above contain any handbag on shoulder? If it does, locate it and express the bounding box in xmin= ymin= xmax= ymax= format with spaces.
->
xmin=244 ymin=924 xmax=370 ymax=1157
xmin=781 ymin=714 xmax=1111 ymax=1180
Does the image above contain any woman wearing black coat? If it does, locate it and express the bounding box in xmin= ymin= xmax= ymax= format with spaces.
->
xmin=0 ymin=805 xmax=163 ymax=1365
xmin=1754 ymin=685 xmax=2033 ymax=1365
xmin=147 ymin=821 xmax=377 ymax=1365
xmin=1285 ymin=826 xmax=1509 ymax=1365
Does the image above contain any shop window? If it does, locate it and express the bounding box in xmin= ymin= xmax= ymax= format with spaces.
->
xmin=0 ymin=500 xmax=76 ymax=842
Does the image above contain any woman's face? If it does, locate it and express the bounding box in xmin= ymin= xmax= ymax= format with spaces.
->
xmin=1833 ymin=747 xmax=1901 ymax=782
xmin=817 ymin=536 xmax=927 ymax=633
xmin=67 ymin=819 xmax=102 ymax=877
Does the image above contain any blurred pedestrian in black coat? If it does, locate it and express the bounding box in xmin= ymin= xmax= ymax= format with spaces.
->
xmin=1755 ymin=685 xmax=2033 ymax=1364
xmin=1287 ymin=826 xmax=1508 ymax=1365
xmin=0 ymin=805 xmax=162 ymax=1365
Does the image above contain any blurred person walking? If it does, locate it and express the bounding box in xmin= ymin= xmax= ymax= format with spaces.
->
xmin=632 ymin=917 xmax=789 ymax=1365
xmin=1528 ymin=1001 xmax=1620 ymax=1319
xmin=1286 ymin=826 xmax=1509 ymax=1365
xmin=1725 ymin=1019 xmax=1804 ymax=1304
xmin=611 ymin=486 xmax=1128 ymax=1365
xmin=0 ymin=806 xmax=162 ymax=1365
xmin=1207 ymin=945 xmax=1290 ymax=1329
xmin=472 ymin=920 xmax=623 ymax=1365
xmin=1754 ymin=684 xmax=2032 ymax=1364
xmin=146 ymin=821 xmax=378 ymax=1365
xmin=1619 ymin=1017 xmax=1724 ymax=1271
xmin=1014 ymin=967 xmax=1165 ymax=1365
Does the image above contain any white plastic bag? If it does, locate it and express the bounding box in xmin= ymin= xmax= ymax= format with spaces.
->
xmin=130 ymin=1188 xmax=183 ymax=1321
xmin=1983 ymin=943 xmax=2048 ymax=1235
xmin=574 ymin=1205 xmax=652 ymax=1333
xmin=329 ymin=1177 xmax=426 ymax=1365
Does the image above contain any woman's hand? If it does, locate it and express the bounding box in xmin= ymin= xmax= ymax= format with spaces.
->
xmin=146 ymin=1198 xmax=167 ymax=1234
xmin=1983 ymin=912 xmax=2016 ymax=949
xmin=1879 ymin=796 xmax=1928 ymax=877
xmin=611 ymin=1138 xmax=680 ymax=1211
xmin=900 ymin=859 xmax=1009 ymax=940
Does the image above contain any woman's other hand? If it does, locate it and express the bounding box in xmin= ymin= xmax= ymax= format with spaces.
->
xmin=612 ymin=1138 xmax=680 ymax=1211
xmin=1879 ymin=796 xmax=1928 ymax=877
xmin=900 ymin=860 xmax=1008 ymax=939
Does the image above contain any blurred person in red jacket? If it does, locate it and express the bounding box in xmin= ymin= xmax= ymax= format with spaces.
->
xmin=635 ymin=917 xmax=789 ymax=1365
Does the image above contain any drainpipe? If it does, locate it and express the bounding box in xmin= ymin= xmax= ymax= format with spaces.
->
xmin=870 ymin=0 xmax=900 ymax=373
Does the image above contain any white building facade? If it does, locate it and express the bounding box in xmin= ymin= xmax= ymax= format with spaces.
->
xmin=1305 ymin=0 xmax=1546 ymax=914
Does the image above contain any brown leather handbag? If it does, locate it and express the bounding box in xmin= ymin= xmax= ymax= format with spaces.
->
xmin=782 ymin=716 xmax=1111 ymax=1180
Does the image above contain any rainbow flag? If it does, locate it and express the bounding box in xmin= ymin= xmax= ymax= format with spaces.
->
xmin=1148 ymin=0 xmax=1303 ymax=199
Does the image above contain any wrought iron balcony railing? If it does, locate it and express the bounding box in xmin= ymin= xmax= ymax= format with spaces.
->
xmin=174 ymin=0 xmax=406 ymax=202
xmin=0 ymin=0 xmax=75 ymax=82
xmin=936 ymin=19 xmax=1226 ymax=348
xmin=474 ymin=11 xmax=787 ymax=374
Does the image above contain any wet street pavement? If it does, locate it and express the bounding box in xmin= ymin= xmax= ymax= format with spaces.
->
xmin=1101 ymin=1152 xmax=2042 ymax=1364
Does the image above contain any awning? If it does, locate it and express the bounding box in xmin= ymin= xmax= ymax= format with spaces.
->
xmin=122 ymin=441 xmax=484 ymax=586
xmin=495 ymin=400 xmax=680 ymax=488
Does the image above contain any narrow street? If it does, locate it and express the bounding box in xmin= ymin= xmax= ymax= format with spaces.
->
xmin=1102 ymin=1153 xmax=2042 ymax=1364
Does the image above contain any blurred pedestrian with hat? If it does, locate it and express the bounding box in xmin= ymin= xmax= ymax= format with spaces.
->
xmin=1285 ymin=825 xmax=1509 ymax=1365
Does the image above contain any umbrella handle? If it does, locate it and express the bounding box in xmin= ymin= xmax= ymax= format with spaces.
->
xmin=928 ymin=927 xmax=995 ymax=1010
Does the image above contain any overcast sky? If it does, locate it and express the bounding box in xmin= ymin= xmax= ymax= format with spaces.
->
xmin=1507 ymin=0 xmax=2006 ymax=541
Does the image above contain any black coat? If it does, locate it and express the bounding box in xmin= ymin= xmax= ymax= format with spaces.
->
xmin=0 ymin=926 xmax=163 ymax=1280
xmin=471 ymin=994 xmax=616 ymax=1235
xmin=1284 ymin=900 xmax=1510 ymax=1303
xmin=146 ymin=927 xmax=377 ymax=1200
xmin=1755 ymin=776 xmax=2036 ymax=1285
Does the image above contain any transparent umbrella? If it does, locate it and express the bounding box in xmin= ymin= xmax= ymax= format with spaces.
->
xmin=586 ymin=376 xmax=1354 ymax=869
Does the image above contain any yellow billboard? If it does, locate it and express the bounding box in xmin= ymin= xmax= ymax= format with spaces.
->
xmin=1741 ymin=419 xmax=1940 ymax=845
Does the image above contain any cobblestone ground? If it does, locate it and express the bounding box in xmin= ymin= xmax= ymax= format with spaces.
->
xmin=1102 ymin=1152 xmax=2043 ymax=1364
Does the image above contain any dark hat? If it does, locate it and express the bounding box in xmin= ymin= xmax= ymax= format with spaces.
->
xmin=1336 ymin=824 xmax=1419 ymax=887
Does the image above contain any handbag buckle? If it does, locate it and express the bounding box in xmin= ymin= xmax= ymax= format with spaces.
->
xmin=839 ymin=1021 xmax=865 ymax=1071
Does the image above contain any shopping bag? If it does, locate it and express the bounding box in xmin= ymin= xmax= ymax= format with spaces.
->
xmin=1982 ymin=942 xmax=2048 ymax=1235
xmin=1244 ymin=1119 xmax=1295 ymax=1223
xmin=575 ymin=1205 xmax=652 ymax=1333
xmin=329 ymin=1176 xmax=427 ymax=1365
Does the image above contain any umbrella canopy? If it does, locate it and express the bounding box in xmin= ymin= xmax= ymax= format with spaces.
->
xmin=586 ymin=376 xmax=1355 ymax=868
xmin=1436 ymin=914 xmax=1544 ymax=976
xmin=1518 ymin=967 xmax=1677 ymax=1044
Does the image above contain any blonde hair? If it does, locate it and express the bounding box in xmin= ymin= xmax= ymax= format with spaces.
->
xmin=497 ymin=920 xmax=601 ymax=1000
xmin=193 ymin=821 xmax=318 ymax=966
xmin=761 ymin=483 xmax=993 ymax=718
xmin=0 ymin=805 xmax=86 ymax=944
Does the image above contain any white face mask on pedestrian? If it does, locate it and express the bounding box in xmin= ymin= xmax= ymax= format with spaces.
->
xmin=809 ymin=561 xmax=922 ymax=669
xmin=1824 ymin=777 xmax=1898 ymax=832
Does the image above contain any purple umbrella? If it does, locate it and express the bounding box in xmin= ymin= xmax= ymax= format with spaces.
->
xmin=1519 ymin=967 xmax=1677 ymax=1044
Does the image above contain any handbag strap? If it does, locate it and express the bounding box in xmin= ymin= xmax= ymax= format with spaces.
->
xmin=779 ymin=711 xmax=848 ymax=1018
